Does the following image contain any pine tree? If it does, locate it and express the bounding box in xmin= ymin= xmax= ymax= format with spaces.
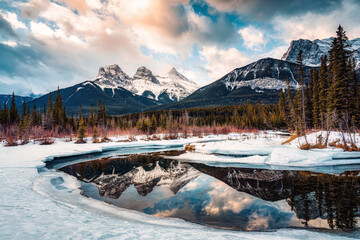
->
xmin=92 ymin=126 xmax=99 ymax=143
xmin=296 ymin=50 xmax=308 ymax=140
xmin=76 ymin=118 xmax=86 ymax=143
xmin=327 ymin=25 xmax=351 ymax=115
xmin=318 ymin=55 xmax=329 ymax=126
xmin=311 ymin=69 xmax=320 ymax=128
xmin=278 ymin=89 xmax=286 ymax=126
xmin=0 ymin=103 xmax=9 ymax=126
xmin=149 ymin=114 xmax=157 ymax=134
xmin=47 ymin=92 xmax=53 ymax=113
xmin=97 ymin=101 xmax=106 ymax=126
xmin=88 ymin=105 xmax=96 ymax=127
xmin=21 ymin=99 xmax=27 ymax=120
xmin=9 ymin=92 xmax=19 ymax=125
xmin=53 ymin=87 xmax=64 ymax=127
xmin=44 ymin=92 xmax=53 ymax=129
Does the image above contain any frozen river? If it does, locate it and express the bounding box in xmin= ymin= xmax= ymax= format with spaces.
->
xmin=1 ymin=134 xmax=360 ymax=239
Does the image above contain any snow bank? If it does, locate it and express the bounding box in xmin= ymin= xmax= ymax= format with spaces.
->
xmin=169 ymin=131 xmax=360 ymax=167
xmin=0 ymin=135 xmax=228 ymax=168
xmin=290 ymin=131 xmax=360 ymax=148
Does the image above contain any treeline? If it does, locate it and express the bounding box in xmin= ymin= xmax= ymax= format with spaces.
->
xmin=0 ymin=88 xmax=108 ymax=145
xmin=110 ymin=103 xmax=285 ymax=136
xmin=278 ymin=25 xmax=359 ymax=146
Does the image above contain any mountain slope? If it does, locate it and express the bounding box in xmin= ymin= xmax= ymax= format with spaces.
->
xmin=92 ymin=65 xmax=199 ymax=104
xmin=0 ymin=94 xmax=33 ymax=107
xmin=282 ymin=37 xmax=360 ymax=68
xmin=148 ymin=58 xmax=315 ymax=110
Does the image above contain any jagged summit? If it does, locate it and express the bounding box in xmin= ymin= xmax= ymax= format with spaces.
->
xmin=97 ymin=64 xmax=130 ymax=80
xmin=91 ymin=64 xmax=198 ymax=103
xmin=133 ymin=66 xmax=160 ymax=84
xmin=282 ymin=37 xmax=360 ymax=67
xmin=167 ymin=67 xmax=197 ymax=85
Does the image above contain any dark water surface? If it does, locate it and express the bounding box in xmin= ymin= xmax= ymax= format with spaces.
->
xmin=57 ymin=153 xmax=360 ymax=232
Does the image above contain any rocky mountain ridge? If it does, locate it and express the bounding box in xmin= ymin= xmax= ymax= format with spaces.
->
xmin=92 ymin=65 xmax=199 ymax=104
xmin=282 ymin=37 xmax=360 ymax=68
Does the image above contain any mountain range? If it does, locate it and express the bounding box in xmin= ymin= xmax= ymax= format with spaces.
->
xmin=25 ymin=66 xmax=198 ymax=115
xmin=17 ymin=36 xmax=360 ymax=115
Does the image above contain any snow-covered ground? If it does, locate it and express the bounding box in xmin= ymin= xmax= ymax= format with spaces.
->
xmin=169 ymin=131 xmax=360 ymax=168
xmin=0 ymin=132 xmax=359 ymax=239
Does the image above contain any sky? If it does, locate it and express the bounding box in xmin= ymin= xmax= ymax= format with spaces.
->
xmin=1 ymin=0 xmax=360 ymax=96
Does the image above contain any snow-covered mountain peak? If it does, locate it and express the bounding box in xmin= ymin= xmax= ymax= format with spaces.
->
xmin=133 ymin=66 xmax=160 ymax=84
xmin=282 ymin=37 xmax=360 ymax=67
xmin=97 ymin=64 xmax=129 ymax=80
xmin=167 ymin=67 xmax=197 ymax=85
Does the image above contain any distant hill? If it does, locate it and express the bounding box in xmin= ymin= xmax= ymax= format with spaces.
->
xmin=0 ymin=94 xmax=33 ymax=107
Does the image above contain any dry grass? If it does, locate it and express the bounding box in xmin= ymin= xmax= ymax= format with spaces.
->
xmin=282 ymin=135 xmax=298 ymax=145
xmin=299 ymin=143 xmax=327 ymax=150
xmin=185 ymin=144 xmax=195 ymax=152
xmin=39 ymin=138 xmax=55 ymax=145
xmin=5 ymin=137 xmax=19 ymax=147
xmin=75 ymin=139 xmax=87 ymax=144
xmin=100 ymin=137 xmax=111 ymax=143
xmin=328 ymin=141 xmax=360 ymax=151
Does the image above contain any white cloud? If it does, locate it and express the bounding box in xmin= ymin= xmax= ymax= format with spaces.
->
xmin=238 ymin=26 xmax=266 ymax=50
xmin=0 ymin=11 xmax=27 ymax=30
xmin=272 ymin=0 xmax=360 ymax=42
xmin=199 ymin=46 xmax=251 ymax=80
xmin=0 ymin=40 xmax=17 ymax=47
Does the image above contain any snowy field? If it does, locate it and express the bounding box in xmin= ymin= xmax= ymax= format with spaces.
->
xmin=1 ymin=132 xmax=360 ymax=239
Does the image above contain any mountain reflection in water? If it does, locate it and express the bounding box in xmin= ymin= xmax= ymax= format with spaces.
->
xmin=60 ymin=154 xmax=360 ymax=231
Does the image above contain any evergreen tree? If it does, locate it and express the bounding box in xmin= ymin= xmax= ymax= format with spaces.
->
xmin=311 ymin=69 xmax=321 ymax=128
xmin=88 ymin=105 xmax=96 ymax=127
xmin=318 ymin=56 xmax=329 ymax=126
xmin=92 ymin=126 xmax=99 ymax=143
xmin=327 ymin=25 xmax=351 ymax=115
xmin=44 ymin=92 xmax=53 ymax=129
xmin=97 ymin=101 xmax=106 ymax=126
xmin=296 ymin=50 xmax=308 ymax=139
xmin=53 ymin=87 xmax=64 ymax=127
xmin=9 ymin=92 xmax=19 ymax=125
xmin=21 ymin=99 xmax=27 ymax=120
xmin=76 ymin=118 xmax=86 ymax=143
xmin=47 ymin=92 xmax=53 ymax=114
xmin=278 ymin=89 xmax=286 ymax=126
xmin=149 ymin=114 xmax=157 ymax=134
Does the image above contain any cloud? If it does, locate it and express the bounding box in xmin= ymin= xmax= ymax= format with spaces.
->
xmin=199 ymin=46 xmax=251 ymax=80
xmin=205 ymin=0 xmax=343 ymax=19
xmin=21 ymin=0 xmax=50 ymax=19
xmin=2 ymin=0 xmax=360 ymax=96
xmin=0 ymin=11 xmax=27 ymax=30
xmin=238 ymin=26 xmax=265 ymax=50
xmin=0 ymin=15 xmax=17 ymax=39
xmin=272 ymin=0 xmax=360 ymax=42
